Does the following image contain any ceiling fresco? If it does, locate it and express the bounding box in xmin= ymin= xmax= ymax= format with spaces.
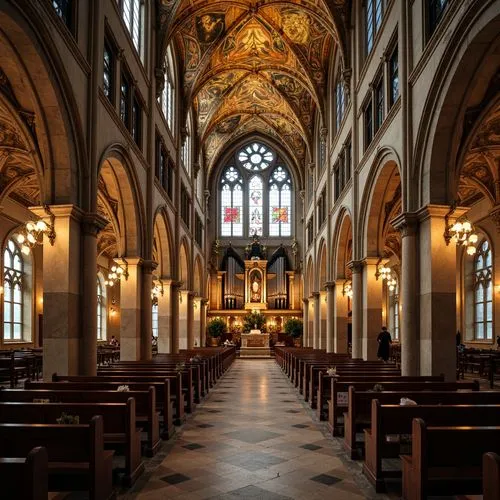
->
xmin=157 ymin=0 xmax=349 ymax=176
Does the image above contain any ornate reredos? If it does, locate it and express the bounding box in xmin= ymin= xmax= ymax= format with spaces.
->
xmin=157 ymin=1 xmax=349 ymax=176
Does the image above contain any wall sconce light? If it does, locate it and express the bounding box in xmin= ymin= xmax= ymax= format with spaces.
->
xmin=444 ymin=205 xmax=478 ymax=255
xmin=104 ymin=262 xmax=128 ymax=287
xmin=387 ymin=277 xmax=397 ymax=292
xmin=342 ymin=280 xmax=353 ymax=298
xmin=109 ymin=298 xmax=118 ymax=317
xmin=375 ymin=263 xmax=392 ymax=281
xmin=16 ymin=206 xmax=56 ymax=255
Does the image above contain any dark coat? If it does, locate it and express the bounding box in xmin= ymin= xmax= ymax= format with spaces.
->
xmin=377 ymin=330 xmax=392 ymax=361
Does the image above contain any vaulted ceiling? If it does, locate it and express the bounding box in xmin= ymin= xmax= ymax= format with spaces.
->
xmin=158 ymin=0 xmax=350 ymax=176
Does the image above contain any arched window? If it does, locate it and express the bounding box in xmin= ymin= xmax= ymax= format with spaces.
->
xmin=182 ymin=112 xmax=192 ymax=174
xmin=473 ymin=240 xmax=493 ymax=340
xmin=269 ymin=166 xmax=291 ymax=237
xmin=221 ymin=166 xmax=243 ymax=237
xmin=161 ymin=46 xmax=175 ymax=131
xmin=121 ymin=0 xmax=145 ymax=61
xmin=218 ymin=142 xmax=293 ymax=238
xmin=3 ymin=238 xmax=31 ymax=341
xmin=97 ymin=275 xmax=107 ymax=341
xmin=152 ymin=302 xmax=158 ymax=338
xmin=388 ymin=282 xmax=399 ymax=341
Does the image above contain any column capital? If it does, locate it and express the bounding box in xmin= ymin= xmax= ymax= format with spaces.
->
xmin=392 ymin=212 xmax=419 ymax=237
xmin=307 ymin=162 xmax=315 ymax=173
xmin=416 ymin=204 xmax=468 ymax=223
xmin=311 ymin=291 xmax=320 ymax=299
xmin=30 ymin=204 xmax=84 ymax=221
xmin=81 ymin=212 xmax=109 ymax=236
xmin=115 ymin=256 xmax=143 ymax=268
xmin=347 ymin=259 xmax=363 ymax=273
xmin=142 ymin=260 xmax=158 ymax=274
xmin=324 ymin=281 xmax=336 ymax=291
xmin=361 ymin=256 xmax=380 ymax=267
xmin=302 ymin=297 xmax=309 ymax=305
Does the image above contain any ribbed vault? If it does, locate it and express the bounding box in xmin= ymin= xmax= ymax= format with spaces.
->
xmin=157 ymin=0 xmax=348 ymax=176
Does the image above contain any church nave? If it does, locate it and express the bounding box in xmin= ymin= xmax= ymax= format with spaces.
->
xmin=125 ymin=360 xmax=372 ymax=500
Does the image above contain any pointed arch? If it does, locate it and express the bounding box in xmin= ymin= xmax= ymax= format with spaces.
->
xmin=179 ymin=237 xmax=191 ymax=289
xmin=153 ymin=207 xmax=174 ymax=279
xmin=332 ymin=207 xmax=353 ymax=280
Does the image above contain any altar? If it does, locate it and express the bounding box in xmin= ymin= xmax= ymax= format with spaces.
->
xmin=240 ymin=330 xmax=271 ymax=358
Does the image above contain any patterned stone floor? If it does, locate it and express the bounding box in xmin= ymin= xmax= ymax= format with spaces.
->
xmin=122 ymin=359 xmax=389 ymax=500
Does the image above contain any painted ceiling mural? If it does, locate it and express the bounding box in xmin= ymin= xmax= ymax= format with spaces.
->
xmin=157 ymin=0 xmax=349 ymax=176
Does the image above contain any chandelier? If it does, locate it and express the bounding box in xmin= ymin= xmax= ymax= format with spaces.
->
xmin=104 ymin=264 xmax=126 ymax=287
xmin=342 ymin=280 xmax=353 ymax=298
xmin=446 ymin=218 xmax=478 ymax=255
xmin=16 ymin=210 xmax=56 ymax=255
xmin=387 ymin=277 xmax=397 ymax=292
xmin=376 ymin=264 xmax=392 ymax=281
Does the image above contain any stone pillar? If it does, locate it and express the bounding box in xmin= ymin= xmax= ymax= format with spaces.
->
xmin=200 ymin=299 xmax=208 ymax=347
xmin=216 ymin=273 xmax=223 ymax=310
xmin=319 ymin=290 xmax=327 ymax=349
xmin=80 ymin=213 xmax=108 ymax=375
xmin=141 ymin=260 xmax=156 ymax=360
xmin=118 ymin=258 xmax=142 ymax=361
xmin=32 ymin=205 xmax=82 ymax=380
xmin=348 ymin=260 xmax=363 ymax=359
xmin=334 ymin=280 xmax=349 ymax=353
xmin=178 ymin=290 xmax=189 ymax=350
xmin=312 ymin=292 xmax=320 ymax=349
xmin=325 ymin=282 xmax=335 ymax=352
xmin=393 ymin=213 xmax=419 ymax=375
xmin=157 ymin=279 xmax=172 ymax=354
xmin=170 ymin=281 xmax=181 ymax=353
xmin=362 ymin=258 xmax=383 ymax=360
xmin=187 ymin=292 xmax=195 ymax=349
xmin=418 ymin=205 xmax=463 ymax=380
xmin=302 ymin=298 xmax=309 ymax=346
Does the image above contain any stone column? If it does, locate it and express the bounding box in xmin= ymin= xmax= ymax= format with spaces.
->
xmin=32 ymin=205 xmax=82 ymax=380
xmin=325 ymin=282 xmax=335 ymax=352
xmin=348 ymin=260 xmax=363 ymax=359
xmin=141 ymin=260 xmax=157 ymax=360
xmin=393 ymin=213 xmax=419 ymax=375
xmin=334 ymin=280 xmax=349 ymax=353
xmin=187 ymin=292 xmax=195 ymax=349
xmin=319 ymin=290 xmax=327 ymax=349
xmin=302 ymin=298 xmax=309 ymax=346
xmin=118 ymin=258 xmax=142 ymax=361
xmin=418 ymin=205 xmax=464 ymax=380
xmin=200 ymin=298 xmax=208 ymax=347
xmin=312 ymin=292 xmax=320 ymax=349
xmin=362 ymin=257 xmax=383 ymax=360
xmin=170 ymin=281 xmax=181 ymax=354
xmin=178 ymin=290 xmax=189 ymax=350
xmin=157 ymin=279 xmax=172 ymax=354
xmin=216 ymin=273 xmax=223 ymax=310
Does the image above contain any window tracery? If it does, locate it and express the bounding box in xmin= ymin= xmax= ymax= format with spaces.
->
xmin=473 ymin=240 xmax=493 ymax=340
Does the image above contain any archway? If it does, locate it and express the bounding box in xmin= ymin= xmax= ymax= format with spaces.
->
xmin=317 ymin=240 xmax=327 ymax=349
xmin=178 ymin=238 xmax=192 ymax=349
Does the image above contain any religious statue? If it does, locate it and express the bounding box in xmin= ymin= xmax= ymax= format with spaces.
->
xmin=250 ymin=273 xmax=261 ymax=302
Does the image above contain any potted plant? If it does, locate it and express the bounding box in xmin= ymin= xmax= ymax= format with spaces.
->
xmin=207 ymin=317 xmax=226 ymax=346
xmin=242 ymin=311 xmax=266 ymax=332
xmin=284 ymin=318 xmax=303 ymax=346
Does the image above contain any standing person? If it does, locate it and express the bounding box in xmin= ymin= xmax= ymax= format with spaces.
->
xmin=496 ymin=335 xmax=500 ymax=350
xmin=456 ymin=330 xmax=462 ymax=347
xmin=377 ymin=327 xmax=392 ymax=362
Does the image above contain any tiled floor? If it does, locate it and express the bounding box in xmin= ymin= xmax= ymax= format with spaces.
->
xmin=123 ymin=359 xmax=388 ymax=500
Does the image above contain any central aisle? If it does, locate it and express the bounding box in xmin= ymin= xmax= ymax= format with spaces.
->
xmin=127 ymin=359 xmax=374 ymax=499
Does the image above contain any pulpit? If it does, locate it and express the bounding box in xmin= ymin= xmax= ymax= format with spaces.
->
xmin=240 ymin=330 xmax=271 ymax=358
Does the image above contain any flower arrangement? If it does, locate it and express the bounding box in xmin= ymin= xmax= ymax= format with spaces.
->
xmin=283 ymin=318 xmax=303 ymax=339
xmin=117 ymin=385 xmax=130 ymax=392
xmin=326 ymin=366 xmax=337 ymax=376
xmin=176 ymin=362 xmax=186 ymax=373
xmin=56 ymin=412 xmax=80 ymax=424
xmin=242 ymin=311 xmax=266 ymax=332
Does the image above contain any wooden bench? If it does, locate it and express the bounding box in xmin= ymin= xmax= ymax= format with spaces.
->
xmin=344 ymin=386 xmax=500 ymax=459
xmin=22 ymin=382 xmax=168 ymax=448
xmin=0 ymin=415 xmax=114 ymax=500
xmin=50 ymin=373 xmax=184 ymax=425
xmin=0 ymin=399 xmax=143 ymax=486
xmin=327 ymin=379 xmax=479 ymax=436
xmin=0 ymin=446 xmax=48 ymax=500
xmin=401 ymin=419 xmax=500 ymax=500
xmin=482 ymin=452 xmax=500 ymax=500
xmin=363 ymin=401 xmax=500 ymax=492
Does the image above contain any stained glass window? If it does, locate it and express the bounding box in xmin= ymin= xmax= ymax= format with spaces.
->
xmin=3 ymin=239 xmax=24 ymax=341
xmin=473 ymin=240 xmax=493 ymax=340
xmin=249 ymin=176 xmax=263 ymax=236
xmin=238 ymin=143 xmax=274 ymax=171
xmin=220 ymin=167 xmax=243 ymax=237
xmin=269 ymin=166 xmax=292 ymax=237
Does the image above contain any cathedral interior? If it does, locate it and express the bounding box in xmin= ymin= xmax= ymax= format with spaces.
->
xmin=0 ymin=0 xmax=499 ymax=498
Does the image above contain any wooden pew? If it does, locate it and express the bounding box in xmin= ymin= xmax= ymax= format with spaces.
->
xmin=327 ymin=379 xmax=479 ymax=436
xmin=401 ymin=419 xmax=500 ymax=500
xmin=483 ymin=452 xmax=500 ymax=500
xmin=0 ymin=415 xmax=114 ymax=500
xmin=363 ymin=401 xmax=500 ymax=492
xmin=344 ymin=386 xmax=500 ymax=459
xmin=0 ymin=399 xmax=143 ymax=486
xmin=21 ymin=382 xmax=169 ymax=447
xmin=50 ymin=373 xmax=184 ymax=425
xmin=0 ymin=446 xmax=48 ymax=500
